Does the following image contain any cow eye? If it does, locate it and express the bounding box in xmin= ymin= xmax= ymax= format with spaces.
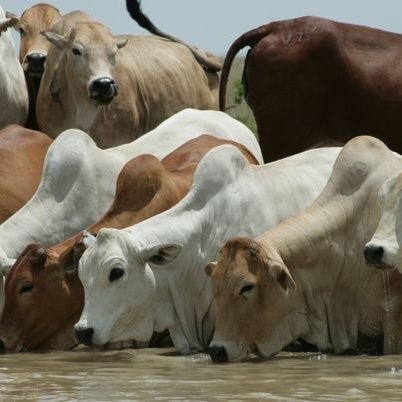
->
xmin=109 ymin=267 xmax=124 ymax=282
xmin=72 ymin=47 xmax=82 ymax=56
xmin=19 ymin=284 xmax=33 ymax=295
xmin=240 ymin=284 xmax=254 ymax=297
xmin=19 ymin=27 xmax=25 ymax=36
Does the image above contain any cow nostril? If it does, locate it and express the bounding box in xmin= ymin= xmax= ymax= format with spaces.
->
xmin=364 ymin=244 xmax=384 ymax=265
xmin=0 ymin=339 xmax=5 ymax=353
xmin=208 ymin=345 xmax=228 ymax=363
xmin=74 ymin=327 xmax=94 ymax=346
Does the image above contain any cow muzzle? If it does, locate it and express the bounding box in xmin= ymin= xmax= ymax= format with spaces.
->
xmin=25 ymin=52 xmax=46 ymax=77
xmin=208 ymin=345 xmax=228 ymax=363
xmin=363 ymin=244 xmax=390 ymax=269
xmin=74 ymin=326 xmax=94 ymax=346
xmin=88 ymin=77 xmax=118 ymax=104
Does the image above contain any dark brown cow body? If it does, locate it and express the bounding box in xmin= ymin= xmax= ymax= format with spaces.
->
xmin=220 ymin=16 xmax=402 ymax=161
xmin=0 ymin=135 xmax=257 ymax=352
xmin=0 ymin=124 xmax=51 ymax=222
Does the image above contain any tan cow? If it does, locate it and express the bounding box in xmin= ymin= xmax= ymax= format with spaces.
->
xmin=206 ymin=136 xmax=402 ymax=362
xmin=0 ymin=135 xmax=257 ymax=352
xmin=36 ymin=13 xmax=219 ymax=148
xmin=7 ymin=3 xmax=61 ymax=128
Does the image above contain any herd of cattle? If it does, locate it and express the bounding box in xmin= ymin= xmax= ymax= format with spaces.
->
xmin=0 ymin=0 xmax=402 ymax=363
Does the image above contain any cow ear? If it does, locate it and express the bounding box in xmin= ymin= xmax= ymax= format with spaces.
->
xmin=141 ymin=244 xmax=182 ymax=266
xmin=205 ymin=261 xmax=217 ymax=277
xmin=265 ymin=259 xmax=296 ymax=292
xmin=41 ymin=31 xmax=67 ymax=49
xmin=0 ymin=14 xmax=19 ymax=33
xmin=115 ymin=37 xmax=128 ymax=50
xmin=60 ymin=233 xmax=96 ymax=274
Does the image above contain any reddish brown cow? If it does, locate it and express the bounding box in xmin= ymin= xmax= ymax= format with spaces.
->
xmin=0 ymin=135 xmax=257 ymax=352
xmin=220 ymin=16 xmax=402 ymax=161
xmin=0 ymin=124 xmax=51 ymax=222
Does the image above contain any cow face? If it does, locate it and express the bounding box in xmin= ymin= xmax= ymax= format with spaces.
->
xmin=0 ymin=244 xmax=83 ymax=353
xmin=205 ymin=237 xmax=296 ymax=362
xmin=76 ymin=228 xmax=170 ymax=347
xmin=8 ymin=4 xmax=61 ymax=77
xmin=364 ymin=172 xmax=402 ymax=273
xmin=42 ymin=22 xmax=127 ymax=105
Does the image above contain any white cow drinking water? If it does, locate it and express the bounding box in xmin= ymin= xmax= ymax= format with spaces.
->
xmin=76 ymin=144 xmax=340 ymax=353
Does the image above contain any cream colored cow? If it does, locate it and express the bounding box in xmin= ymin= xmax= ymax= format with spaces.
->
xmin=0 ymin=6 xmax=28 ymax=127
xmin=36 ymin=13 xmax=219 ymax=147
xmin=207 ymin=136 xmax=402 ymax=362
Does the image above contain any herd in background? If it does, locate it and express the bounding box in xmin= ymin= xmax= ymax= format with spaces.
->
xmin=0 ymin=0 xmax=401 ymax=362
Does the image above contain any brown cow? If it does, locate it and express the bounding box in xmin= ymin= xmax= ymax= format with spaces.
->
xmin=0 ymin=124 xmax=51 ymax=222
xmin=7 ymin=3 xmax=61 ymax=128
xmin=0 ymin=135 xmax=257 ymax=352
xmin=220 ymin=16 xmax=402 ymax=161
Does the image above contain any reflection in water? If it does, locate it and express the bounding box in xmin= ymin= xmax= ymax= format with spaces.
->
xmin=1 ymin=348 xmax=402 ymax=401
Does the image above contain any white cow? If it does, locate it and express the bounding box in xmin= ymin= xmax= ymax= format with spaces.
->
xmin=0 ymin=109 xmax=262 ymax=270
xmin=0 ymin=6 xmax=28 ymax=128
xmin=364 ymin=171 xmax=402 ymax=273
xmin=75 ymin=145 xmax=340 ymax=353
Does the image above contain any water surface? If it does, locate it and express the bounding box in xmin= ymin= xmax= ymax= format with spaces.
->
xmin=1 ymin=348 xmax=402 ymax=401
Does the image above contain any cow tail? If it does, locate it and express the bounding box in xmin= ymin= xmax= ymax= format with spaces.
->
xmin=126 ymin=0 xmax=222 ymax=72
xmin=219 ymin=24 xmax=271 ymax=111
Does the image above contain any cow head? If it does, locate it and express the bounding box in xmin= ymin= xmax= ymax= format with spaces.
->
xmin=205 ymin=237 xmax=296 ymax=362
xmin=42 ymin=21 xmax=127 ymax=105
xmin=0 ymin=243 xmax=84 ymax=353
xmin=364 ymin=171 xmax=402 ymax=273
xmin=7 ymin=4 xmax=61 ymax=77
xmin=75 ymin=228 xmax=181 ymax=347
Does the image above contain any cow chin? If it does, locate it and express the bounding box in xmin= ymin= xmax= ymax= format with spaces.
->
xmin=25 ymin=66 xmax=44 ymax=79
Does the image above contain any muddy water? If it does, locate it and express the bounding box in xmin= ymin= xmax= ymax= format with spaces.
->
xmin=1 ymin=348 xmax=402 ymax=401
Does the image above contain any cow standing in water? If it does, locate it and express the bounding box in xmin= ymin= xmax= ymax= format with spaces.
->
xmin=0 ymin=135 xmax=257 ymax=352
xmin=207 ymin=137 xmax=402 ymax=362
xmin=220 ymin=16 xmax=402 ymax=161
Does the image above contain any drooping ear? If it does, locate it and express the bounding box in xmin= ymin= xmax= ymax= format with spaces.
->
xmin=59 ymin=233 xmax=96 ymax=275
xmin=140 ymin=244 xmax=182 ymax=266
xmin=264 ymin=259 xmax=296 ymax=292
xmin=204 ymin=261 xmax=217 ymax=277
xmin=115 ymin=36 xmax=128 ymax=50
xmin=41 ymin=31 xmax=67 ymax=49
